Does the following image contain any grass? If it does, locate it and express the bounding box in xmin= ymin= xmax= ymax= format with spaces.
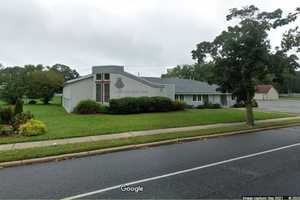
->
xmin=0 ymin=104 xmax=293 ymax=144
xmin=1 ymin=118 xmax=300 ymax=163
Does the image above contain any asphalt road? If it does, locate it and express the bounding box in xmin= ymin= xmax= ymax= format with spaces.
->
xmin=1 ymin=126 xmax=300 ymax=199
xmin=257 ymin=99 xmax=300 ymax=113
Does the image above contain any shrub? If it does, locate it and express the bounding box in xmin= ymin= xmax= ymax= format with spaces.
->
xmin=28 ymin=100 xmax=37 ymax=105
xmin=232 ymin=100 xmax=258 ymax=108
xmin=109 ymin=97 xmax=141 ymax=114
xmin=18 ymin=119 xmax=46 ymax=136
xmin=74 ymin=100 xmax=103 ymax=114
xmin=137 ymin=96 xmax=156 ymax=112
xmin=151 ymin=96 xmax=173 ymax=112
xmin=0 ymin=125 xmax=14 ymax=136
xmin=12 ymin=111 xmax=34 ymax=131
xmin=172 ymin=101 xmax=186 ymax=111
xmin=109 ymin=96 xmax=176 ymax=114
xmin=197 ymin=103 xmax=221 ymax=109
xmin=0 ymin=106 xmax=14 ymax=124
xmin=14 ymin=98 xmax=23 ymax=115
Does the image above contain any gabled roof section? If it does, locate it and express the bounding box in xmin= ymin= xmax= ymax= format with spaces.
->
xmin=142 ymin=77 xmax=221 ymax=94
xmin=255 ymin=85 xmax=273 ymax=94
xmin=64 ymin=74 xmax=93 ymax=85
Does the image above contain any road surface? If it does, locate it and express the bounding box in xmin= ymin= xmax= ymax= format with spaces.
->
xmin=1 ymin=126 xmax=300 ymax=199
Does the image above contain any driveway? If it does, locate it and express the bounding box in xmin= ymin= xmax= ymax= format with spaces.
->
xmin=1 ymin=126 xmax=300 ymax=198
xmin=257 ymin=99 xmax=300 ymax=114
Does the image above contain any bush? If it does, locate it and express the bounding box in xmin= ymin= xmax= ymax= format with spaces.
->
xmin=74 ymin=100 xmax=103 ymax=114
xmin=109 ymin=96 xmax=176 ymax=114
xmin=172 ymin=101 xmax=186 ymax=111
xmin=18 ymin=119 xmax=46 ymax=136
xmin=152 ymin=96 xmax=173 ymax=112
xmin=0 ymin=125 xmax=14 ymax=136
xmin=0 ymin=106 xmax=14 ymax=124
xmin=109 ymin=97 xmax=141 ymax=114
xmin=12 ymin=111 xmax=34 ymax=131
xmin=14 ymin=98 xmax=23 ymax=115
xmin=197 ymin=103 xmax=221 ymax=109
xmin=232 ymin=100 xmax=258 ymax=108
xmin=28 ymin=100 xmax=37 ymax=105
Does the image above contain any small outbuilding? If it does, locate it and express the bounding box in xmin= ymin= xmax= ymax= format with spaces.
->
xmin=254 ymin=85 xmax=279 ymax=100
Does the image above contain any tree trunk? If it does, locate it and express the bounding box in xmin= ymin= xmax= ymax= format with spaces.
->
xmin=245 ymin=100 xmax=254 ymax=126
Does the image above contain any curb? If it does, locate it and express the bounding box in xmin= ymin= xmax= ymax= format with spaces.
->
xmin=1 ymin=122 xmax=300 ymax=168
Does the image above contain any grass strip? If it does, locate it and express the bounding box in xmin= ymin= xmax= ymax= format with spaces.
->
xmin=1 ymin=119 xmax=300 ymax=163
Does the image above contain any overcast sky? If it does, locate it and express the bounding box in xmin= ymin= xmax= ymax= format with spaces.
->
xmin=0 ymin=0 xmax=299 ymax=76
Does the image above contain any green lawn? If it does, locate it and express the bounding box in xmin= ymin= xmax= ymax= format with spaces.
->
xmin=0 ymin=102 xmax=293 ymax=144
xmin=1 ymin=118 xmax=300 ymax=163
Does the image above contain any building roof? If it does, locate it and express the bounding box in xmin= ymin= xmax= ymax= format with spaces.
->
xmin=64 ymin=74 xmax=93 ymax=85
xmin=255 ymin=85 xmax=273 ymax=94
xmin=142 ymin=77 xmax=222 ymax=94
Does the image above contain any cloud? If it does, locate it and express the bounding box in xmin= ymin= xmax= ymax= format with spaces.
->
xmin=0 ymin=0 xmax=299 ymax=76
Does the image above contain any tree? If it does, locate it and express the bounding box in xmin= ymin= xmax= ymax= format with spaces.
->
xmin=50 ymin=64 xmax=80 ymax=82
xmin=162 ymin=63 xmax=217 ymax=84
xmin=0 ymin=66 xmax=27 ymax=104
xmin=192 ymin=5 xmax=299 ymax=126
xmin=27 ymin=70 xmax=64 ymax=104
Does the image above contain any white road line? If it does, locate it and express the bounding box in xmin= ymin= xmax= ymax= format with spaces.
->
xmin=62 ymin=141 xmax=300 ymax=200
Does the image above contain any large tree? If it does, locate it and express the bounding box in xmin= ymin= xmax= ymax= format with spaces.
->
xmin=0 ymin=66 xmax=27 ymax=104
xmin=192 ymin=5 xmax=299 ymax=126
xmin=27 ymin=70 xmax=64 ymax=104
xmin=49 ymin=64 xmax=80 ymax=82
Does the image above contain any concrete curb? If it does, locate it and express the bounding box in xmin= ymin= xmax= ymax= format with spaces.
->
xmin=1 ymin=122 xmax=300 ymax=168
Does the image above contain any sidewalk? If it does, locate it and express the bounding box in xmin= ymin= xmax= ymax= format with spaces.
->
xmin=1 ymin=116 xmax=299 ymax=152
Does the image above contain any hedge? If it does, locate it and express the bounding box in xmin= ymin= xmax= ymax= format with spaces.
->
xmin=109 ymin=96 xmax=185 ymax=114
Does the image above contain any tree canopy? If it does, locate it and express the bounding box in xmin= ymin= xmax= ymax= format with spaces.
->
xmin=191 ymin=5 xmax=300 ymax=125
xmin=0 ymin=64 xmax=79 ymax=104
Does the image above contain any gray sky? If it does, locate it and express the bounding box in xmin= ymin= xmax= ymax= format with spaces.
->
xmin=0 ymin=0 xmax=299 ymax=76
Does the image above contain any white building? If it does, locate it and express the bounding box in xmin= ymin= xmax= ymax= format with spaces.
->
xmin=254 ymin=85 xmax=279 ymax=100
xmin=63 ymin=65 xmax=235 ymax=112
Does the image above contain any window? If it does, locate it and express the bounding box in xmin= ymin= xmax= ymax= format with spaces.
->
xmin=180 ymin=95 xmax=184 ymax=101
xmin=175 ymin=95 xmax=179 ymax=100
xmin=197 ymin=95 xmax=202 ymax=101
xmin=104 ymin=73 xmax=110 ymax=80
xmin=96 ymin=84 xmax=102 ymax=102
xmin=203 ymin=95 xmax=209 ymax=104
xmin=104 ymin=83 xmax=110 ymax=102
xmin=193 ymin=95 xmax=197 ymax=101
xmin=96 ymin=74 xmax=102 ymax=80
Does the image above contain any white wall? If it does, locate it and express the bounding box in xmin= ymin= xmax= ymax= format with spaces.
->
xmin=110 ymin=73 xmax=174 ymax=100
xmin=254 ymin=87 xmax=279 ymax=100
xmin=182 ymin=94 xmax=235 ymax=107
xmin=63 ymin=77 xmax=94 ymax=112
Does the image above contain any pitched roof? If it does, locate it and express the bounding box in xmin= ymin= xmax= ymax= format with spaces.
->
xmin=142 ymin=77 xmax=221 ymax=94
xmin=255 ymin=85 xmax=273 ymax=94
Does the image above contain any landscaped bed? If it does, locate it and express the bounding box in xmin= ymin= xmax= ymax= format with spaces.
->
xmin=0 ymin=101 xmax=294 ymax=144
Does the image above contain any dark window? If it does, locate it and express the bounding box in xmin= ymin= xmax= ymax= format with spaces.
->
xmin=96 ymin=74 xmax=102 ymax=80
xmin=96 ymin=84 xmax=102 ymax=102
xmin=203 ymin=95 xmax=209 ymax=104
xmin=198 ymin=95 xmax=202 ymax=101
xmin=104 ymin=73 xmax=110 ymax=80
xmin=180 ymin=95 xmax=184 ymax=101
xmin=193 ymin=95 xmax=197 ymax=101
xmin=175 ymin=95 xmax=179 ymax=100
xmin=104 ymin=83 xmax=110 ymax=102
